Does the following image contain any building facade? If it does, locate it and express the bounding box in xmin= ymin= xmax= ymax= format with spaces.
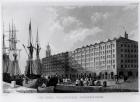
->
xmin=68 ymin=32 xmax=138 ymax=79
xmin=42 ymin=52 xmax=69 ymax=77
xmin=116 ymin=33 xmax=138 ymax=77
xmin=42 ymin=32 xmax=138 ymax=80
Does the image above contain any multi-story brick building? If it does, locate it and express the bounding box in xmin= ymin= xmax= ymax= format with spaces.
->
xmin=69 ymin=32 xmax=138 ymax=79
xmin=42 ymin=32 xmax=138 ymax=80
xmin=42 ymin=51 xmax=69 ymax=77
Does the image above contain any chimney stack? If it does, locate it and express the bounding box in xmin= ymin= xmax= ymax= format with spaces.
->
xmin=125 ymin=31 xmax=128 ymax=39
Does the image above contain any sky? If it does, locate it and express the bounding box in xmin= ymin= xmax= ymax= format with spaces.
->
xmin=2 ymin=2 xmax=138 ymax=73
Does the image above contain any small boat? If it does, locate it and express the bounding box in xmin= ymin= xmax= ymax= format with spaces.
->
xmin=37 ymin=86 xmax=55 ymax=93
xmin=22 ymin=78 xmax=38 ymax=88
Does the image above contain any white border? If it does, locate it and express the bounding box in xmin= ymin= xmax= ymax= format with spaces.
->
xmin=0 ymin=0 xmax=140 ymax=102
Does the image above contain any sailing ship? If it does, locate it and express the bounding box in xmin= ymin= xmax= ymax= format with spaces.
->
xmin=3 ymin=22 xmax=23 ymax=85
xmin=23 ymin=21 xmax=42 ymax=88
xmin=3 ymin=23 xmax=11 ymax=83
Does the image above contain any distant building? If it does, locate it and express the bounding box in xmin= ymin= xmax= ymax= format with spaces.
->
xmin=42 ymin=51 xmax=69 ymax=77
xmin=42 ymin=32 xmax=138 ymax=80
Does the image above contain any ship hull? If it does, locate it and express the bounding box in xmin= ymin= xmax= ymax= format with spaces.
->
xmin=3 ymin=73 xmax=24 ymax=86
xmin=23 ymin=79 xmax=38 ymax=88
xmin=37 ymin=86 xmax=54 ymax=93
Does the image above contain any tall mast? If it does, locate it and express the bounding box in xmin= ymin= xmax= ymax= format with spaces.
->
xmin=8 ymin=21 xmax=21 ymax=76
xmin=26 ymin=20 xmax=34 ymax=76
xmin=9 ymin=23 xmax=11 ymax=51
xmin=27 ymin=20 xmax=34 ymax=59
xmin=28 ymin=20 xmax=32 ymax=45
xmin=3 ymin=23 xmax=6 ymax=54
xmin=36 ymin=27 xmax=41 ymax=59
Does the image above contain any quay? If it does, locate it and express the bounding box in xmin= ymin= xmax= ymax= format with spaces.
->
xmin=3 ymin=78 xmax=138 ymax=93
xmin=3 ymin=82 xmax=37 ymax=93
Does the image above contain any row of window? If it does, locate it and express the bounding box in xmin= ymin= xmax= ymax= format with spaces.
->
xmin=95 ymin=60 xmax=115 ymax=65
xmin=74 ymin=54 xmax=116 ymax=61
xmin=74 ymin=43 xmax=116 ymax=53
xmin=121 ymin=44 xmax=138 ymax=48
xmin=121 ymin=49 xmax=137 ymax=53
xmin=72 ymin=64 xmax=116 ymax=69
xmin=121 ymin=54 xmax=137 ymax=58
xmin=73 ymin=49 xmax=116 ymax=56
xmin=44 ymin=65 xmax=65 ymax=68
xmin=121 ymin=59 xmax=138 ymax=63
xmin=70 ymin=59 xmax=116 ymax=66
xmin=73 ymin=56 xmax=116 ymax=63
xmin=100 ymin=44 xmax=115 ymax=50
xmin=121 ymin=64 xmax=138 ymax=68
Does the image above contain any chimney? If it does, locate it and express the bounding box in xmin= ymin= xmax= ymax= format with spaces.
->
xmin=125 ymin=31 xmax=128 ymax=39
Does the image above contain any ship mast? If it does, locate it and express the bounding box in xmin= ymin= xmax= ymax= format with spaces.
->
xmin=28 ymin=20 xmax=34 ymax=59
xmin=26 ymin=20 xmax=34 ymax=76
xmin=3 ymin=23 xmax=6 ymax=54
xmin=8 ymin=21 xmax=21 ymax=76
xmin=36 ymin=28 xmax=41 ymax=59
xmin=2 ymin=22 xmax=9 ymax=73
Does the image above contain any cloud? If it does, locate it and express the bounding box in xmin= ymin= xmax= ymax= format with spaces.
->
xmin=61 ymin=16 xmax=81 ymax=27
xmin=91 ymin=12 xmax=110 ymax=23
xmin=123 ymin=5 xmax=137 ymax=11
xmin=60 ymin=16 xmax=82 ymax=33
xmin=64 ymin=26 xmax=103 ymax=43
xmin=47 ymin=14 xmax=102 ymax=53
xmin=63 ymin=6 xmax=77 ymax=10
xmin=129 ymin=29 xmax=138 ymax=41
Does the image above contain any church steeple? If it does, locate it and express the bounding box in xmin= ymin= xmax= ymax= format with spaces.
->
xmin=46 ymin=43 xmax=51 ymax=57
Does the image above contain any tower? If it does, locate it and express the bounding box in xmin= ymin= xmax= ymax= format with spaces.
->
xmin=46 ymin=43 xmax=51 ymax=57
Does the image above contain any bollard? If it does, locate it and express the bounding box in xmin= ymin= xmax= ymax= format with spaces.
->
xmin=11 ymin=81 xmax=16 ymax=88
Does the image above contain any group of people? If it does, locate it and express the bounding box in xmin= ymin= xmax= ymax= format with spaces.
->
xmin=30 ymin=74 xmax=129 ymax=88
xmin=75 ymin=77 xmax=101 ymax=86
xmin=37 ymin=75 xmax=59 ymax=87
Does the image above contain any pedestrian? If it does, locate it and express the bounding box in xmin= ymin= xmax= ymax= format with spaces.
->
xmin=88 ymin=78 xmax=92 ymax=86
xmin=115 ymin=75 xmax=119 ymax=84
xmin=80 ymin=78 xmax=84 ymax=86
xmin=75 ymin=79 xmax=80 ymax=86
xmin=124 ymin=75 xmax=128 ymax=82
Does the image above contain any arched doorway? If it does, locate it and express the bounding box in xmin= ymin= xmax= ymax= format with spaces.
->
xmin=76 ymin=73 xmax=78 ymax=79
xmin=128 ymin=71 xmax=133 ymax=77
xmin=111 ymin=72 xmax=114 ymax=79
xmin=105 ymin=72 xmax=108 ymax=79
xmin=84 ymin=73 xmax=87 ymax=78
xmin=89 ymin=73 xmax=92 ymax=78
xmin=136 ymin=71 xmax=138 ymax=77
xmin=119 ymin=71 xmax=124 ymax=78
xmin=99 ymin=72 xmax=102 ymax=79
xmin=80 ymin=73 xmax=83 ymax=78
